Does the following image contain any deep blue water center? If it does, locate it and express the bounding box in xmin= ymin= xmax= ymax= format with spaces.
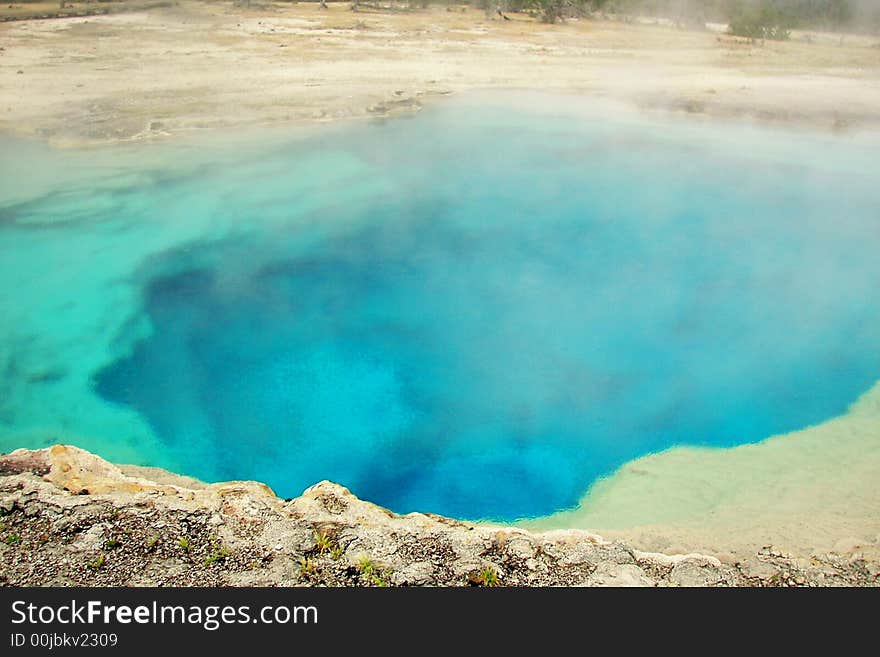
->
xmin=94 ymin=97 xmax=880 ymax=520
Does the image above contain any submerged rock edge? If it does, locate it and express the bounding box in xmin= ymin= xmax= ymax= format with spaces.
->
xmin=0 ymin=444 xmax=876 ymax=587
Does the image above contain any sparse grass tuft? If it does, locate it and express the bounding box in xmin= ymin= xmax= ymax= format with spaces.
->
xmin=472 ymin=567 xmax=500 ymax=587
xmin=103 ymin=537 xmax=122 ymax=550
xmin=314 ymin=531 xmax=334 ymax=554
xmin=177 ymin=536 xmax=192 ymax=552
xmin=330 ymin=546 xmax=343 ymax=561
xmin=204 ymin=546 xmax=231 ymax=566
xmin=356 ymin=555 xmax=391 ymax=586
xmin=145 ymin=535 xmax=159 ymax=550
xmin=3 ymin=533 xmax=21 ymax=546
xmin=300 ymin=556 xmax=316 ymax=576
xmin=88 ymin=553 xmax=106 ymax=570
xmin=357 ymin=555 xmax=375 ymax=577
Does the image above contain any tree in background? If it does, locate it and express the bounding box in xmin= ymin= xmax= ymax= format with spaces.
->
xmin=531 ymin=0 xmax=569 ymax=22
xmin=722 ymin=0 xmax=855 ymax=39
xmin=522 ymin=0 xmax=612 ymax=23
xmin=785 ymin=0 xmax=852 ymax=27
xmin=823 ymin=0 xmax=853 ymax=25
xmin=467 ymin=0 xmax=870 ymax=32
xmin=726 ymin=0 xmax=793 ymax=39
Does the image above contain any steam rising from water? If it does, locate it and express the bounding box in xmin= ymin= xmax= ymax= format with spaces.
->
xmin=85 ymin=96 xmax=880 ymax=519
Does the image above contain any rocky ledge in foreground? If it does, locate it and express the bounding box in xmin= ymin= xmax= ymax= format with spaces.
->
xmin=1 ymin=445 xmax=877 ymax=587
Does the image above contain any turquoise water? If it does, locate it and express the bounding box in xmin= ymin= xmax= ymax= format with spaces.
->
xmin=3 ymin=93 xmax=880 ymax=520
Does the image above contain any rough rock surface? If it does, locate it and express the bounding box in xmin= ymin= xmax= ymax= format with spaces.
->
xmin=1 ymin=445 xmax=877 ymax=587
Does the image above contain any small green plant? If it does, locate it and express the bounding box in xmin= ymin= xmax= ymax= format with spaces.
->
xmin=103 ymin=537 xmax=122 ymax=550
xmin=88 ymin=553 xmax=106 ymax=570
xmin=3 ymin=533 xmax=22 ymax=546
xmin=145 ymin=535 xmax=159 ymax=550
xmin=314 ymin=531 xmax=333 ymax=554
xmin=330 ymin=546 xmax=343 ymax=561
xmin=357 ymin=556 xmax=391 ymax=585
xmin=357 ymin=555 xmax=375 ymax=577
xmin=300 ymin=556 xmax=316 ymax=576
xmin=204 ymin=546 xmax=231 ymax=566
xmin=177 ymin=536 xmax=192 ymax=552
xmin=473 ymin=567 xmax=500 ymax=587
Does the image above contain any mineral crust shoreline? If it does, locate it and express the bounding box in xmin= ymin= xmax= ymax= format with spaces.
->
xmin=1 ymin=445 xmax=877 ymax=587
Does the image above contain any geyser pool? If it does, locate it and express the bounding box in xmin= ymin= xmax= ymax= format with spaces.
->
xmin=3 ymin=94 xmax=880 ymax=521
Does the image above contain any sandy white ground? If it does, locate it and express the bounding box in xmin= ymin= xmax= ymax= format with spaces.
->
xmin=2 ymin=2 xmax=880 ymax=145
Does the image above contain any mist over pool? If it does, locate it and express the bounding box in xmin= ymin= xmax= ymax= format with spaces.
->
xmin=2 ymin=93 xmax=879 ymax=521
